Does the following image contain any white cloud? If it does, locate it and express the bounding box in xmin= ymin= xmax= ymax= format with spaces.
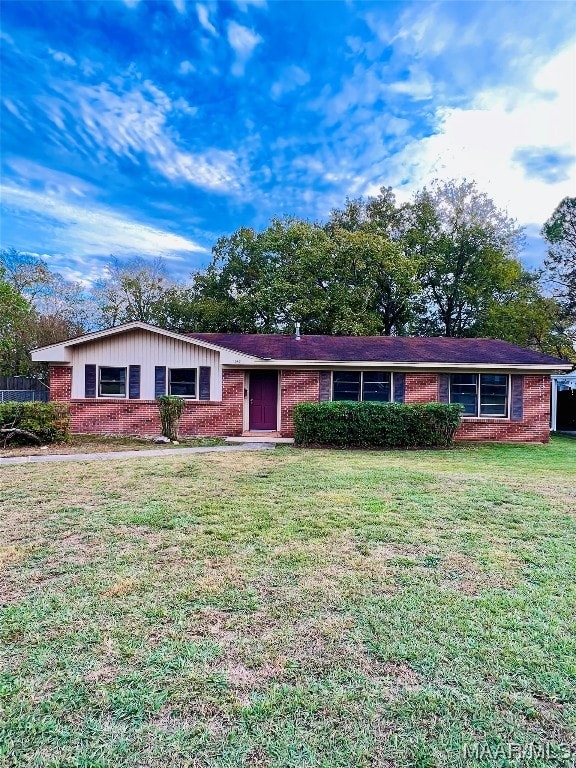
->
xmin=388 ymin=66 xmax=433 ymax=100
xmin=234 ymin=0 xmax=267 ymax=10
xmin=1 ymin=184 xmax=207 ymax=261
xmin=196 ymin=4 xmax=217 ymax=35
xmin=44 ymin=78 xmax=244 ymax=193
xmin=173 ymin=0 xmax=186 ymax=12
xmin=226 ymin=21 xmax=262 ymax=76
xmin=271 ymin=65 xmax=310 ymax=99
xmin=49 ymin=49 xmax=77 ymax=67
xmin=178 ymin=60 xmax=196 ymax=75
xmin=369 ymin=44 xmax=576 ymax=226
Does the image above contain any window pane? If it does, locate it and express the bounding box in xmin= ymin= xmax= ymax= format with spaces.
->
xmin=99 ymin=367 xmax=126 ymax=396
xmin=169 ymin=368 xmax=196 ymax=397
xmin=333 ymin=372 xmax=361 ymax=401
xmin=480 ymin=374 xmax=507 ymax=417
xmin=450 ymin=374 xmax=477 ymax=416
xmin=362 ymin=372 xmax=391 ymax=402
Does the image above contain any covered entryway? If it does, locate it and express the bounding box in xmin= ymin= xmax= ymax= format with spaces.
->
xmin=551 ymin=373 xmax=576 ymax=432
xmin=249 ymin=371 xmax=278 ymax=431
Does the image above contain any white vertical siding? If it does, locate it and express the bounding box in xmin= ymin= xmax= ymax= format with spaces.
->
xmin=71 ymin=329 xmax=222 ymax=400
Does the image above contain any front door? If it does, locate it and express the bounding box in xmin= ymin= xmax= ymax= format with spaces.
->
xmin=249 ymin=372 xmax=278 ymax=430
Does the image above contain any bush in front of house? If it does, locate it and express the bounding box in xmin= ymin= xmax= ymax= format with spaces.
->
xmin=157 ymin=395 xmax=186 ymax=441
xmin=293 ymin=401 xmax=463 ymax=448
xmin=0 ymin=401 xmax=70 ymax=445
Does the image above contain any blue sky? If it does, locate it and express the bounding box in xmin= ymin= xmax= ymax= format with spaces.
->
xmin=1 ymin=0 xmax=575 ymax=283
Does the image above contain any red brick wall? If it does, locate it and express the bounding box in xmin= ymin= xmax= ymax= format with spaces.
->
xmin=49 ymin=365 xmax=551 ymax=442
xmin=405 ymin=373 xmax=439 ymax=403
xmin=456 ymin=374 xmax=551 ymax=443
xmin=50 ymin=366 xmax=72 ymax=401
xmin=280 ymin=370 xmax=320 ymax=436
xmin=405 ymin=371 xmax=550 ymax=442
xmin=52 ymin=369 xmax=244 ymax=437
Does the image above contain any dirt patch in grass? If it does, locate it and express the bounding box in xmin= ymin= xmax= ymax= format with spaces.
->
xmin=0 ymin=433 xmax=227 ymax=457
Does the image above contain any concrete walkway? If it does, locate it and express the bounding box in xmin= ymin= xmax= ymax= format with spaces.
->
xmin=0 ymin=442 xmax=275 ymax=466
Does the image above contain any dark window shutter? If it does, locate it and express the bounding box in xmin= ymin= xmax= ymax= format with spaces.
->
xmin=319 ymin=371 xmax=331 ymax=401
xmin=439 ymin=373 xmax=450 ymax=403
xmin=85 ymin=364 xmax=96 ymax=398
xmin=199 ymin=366 xmax=211 ymax=400
xmin=511 ymin=375 xmax=524 ymax=421
xmin=154 ymin=366 xmax=166 ymax=398
xmin=393 ymin=372 xmax=405 ymax=403
xmin=129 ymin=365 xmax=141 ymax=399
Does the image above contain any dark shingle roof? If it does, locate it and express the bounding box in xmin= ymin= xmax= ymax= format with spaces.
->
xmin=188 ymin=333 xmax=570 ymax=366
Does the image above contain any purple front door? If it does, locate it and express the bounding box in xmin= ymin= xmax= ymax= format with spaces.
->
xmin=249 ymin=372 xmax=278 ymax=430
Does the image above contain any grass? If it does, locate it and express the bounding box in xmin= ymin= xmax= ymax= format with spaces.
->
xmin=1 ymin=436 xmax=575 ymax=767
xmin=0 ymin=433 xmax=228 ymax=458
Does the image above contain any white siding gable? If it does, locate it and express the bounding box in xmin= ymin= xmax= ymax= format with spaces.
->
xmin=71 ymin=329 xmax=222 ymax=400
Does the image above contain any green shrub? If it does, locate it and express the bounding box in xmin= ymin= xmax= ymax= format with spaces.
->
xmin=0 ymin=401 xmax=70 ymax=445
xmin=157 ymin=395 xmax=186 ymax=441
xmin=293 ymin=401 xmax=463 ymax=449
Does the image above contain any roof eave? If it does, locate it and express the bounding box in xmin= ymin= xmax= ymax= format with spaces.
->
xmin=223 ymin=359 xmax=573 ymax=371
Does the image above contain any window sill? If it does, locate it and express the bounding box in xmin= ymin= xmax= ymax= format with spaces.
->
xmin=461 ymin=416 xmax=509 ymax=421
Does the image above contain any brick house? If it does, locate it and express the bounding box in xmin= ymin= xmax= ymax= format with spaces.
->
xmin=31 ymin=321 xmax=573 ymax=442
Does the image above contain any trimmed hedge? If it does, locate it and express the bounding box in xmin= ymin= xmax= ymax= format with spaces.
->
xmin=293 ymin=401 xmax=463 ymax=449
xmin=0 ymin=401 xmax=70 ymax=445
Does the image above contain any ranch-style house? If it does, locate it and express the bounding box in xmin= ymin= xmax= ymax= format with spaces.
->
xmin=31 ymin=321 xmax=573 ymax=442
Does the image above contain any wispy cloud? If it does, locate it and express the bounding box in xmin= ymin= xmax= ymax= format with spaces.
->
xmin=271 ymin=65 xmax=310 ymax=99
xmin=196 ymin=4 xmax=217 ymax=36
xmin=1 ymin=184 xmax=207 ymax=261
xmin=233 ymin=0 xmax=267 ymax=11
xmin=226 ymin=21 xmax=261 ymax=76
xmin=40 ymin=77 xmax=245 ymax=193
xmin=48 ymin=49 xmax=76 ymax=66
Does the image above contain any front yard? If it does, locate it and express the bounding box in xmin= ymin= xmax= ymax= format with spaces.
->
xmin=1 ymin=438 xmax=575 ymax=767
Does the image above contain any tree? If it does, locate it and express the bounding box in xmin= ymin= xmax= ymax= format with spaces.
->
xmin=0 ymin=269 xmax=35 ymax=375
xmin=91 ymin=257 xmax=179 ymax=328
xmin=542 ymin=197 xmax=576 ymax=319
xmin=185 ymin=216 xmax=420 ymax=335
xmin=0 ymin=249 xmax=90 ymax=341
xmin=0 ymin=250 xmax=91 ymax=378
xmin=405 ymin=180 xmax=523 ymax=337
xmin=471 ymin=271 xmax=575 ymax=361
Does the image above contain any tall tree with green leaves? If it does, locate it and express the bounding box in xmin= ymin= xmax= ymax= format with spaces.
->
xmin=405 ymin=180 xmax=523 ymax=337
xmin=542 ymin=196 xmax=576 ymax=320
xmin=0 ymin=269 xmax=35 ymax=375
xmin=186 ymin=216 xmax=420 ymax=335
xmin=472 ymin=271 xmax=574 ymax=361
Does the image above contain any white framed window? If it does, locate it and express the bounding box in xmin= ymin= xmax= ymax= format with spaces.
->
xmin=450 ymin=374 xmax=509 ymax=418
xmin=99 ymin=366 xmax=127 ymax=397
xmin=332 ymin=371 xmax=392 ymax=402
xmin=168 ymin=368 xmax=197 ymax=398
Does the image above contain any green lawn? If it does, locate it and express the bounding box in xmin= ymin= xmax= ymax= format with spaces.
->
xmin=1 ymin=438 xmax=575 ymax=767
